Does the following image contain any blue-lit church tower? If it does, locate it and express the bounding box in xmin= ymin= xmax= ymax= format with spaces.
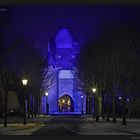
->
xmin=41 ymin=28 xmax=86 ymax=114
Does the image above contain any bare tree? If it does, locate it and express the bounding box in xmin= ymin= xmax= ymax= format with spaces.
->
xmin=76 ymin=23 xmax=140 ymax=125
xmin=0 ymin=8 xmax=21 ymax=127
xmin=41 ymin=65 xmax=55 ymax=94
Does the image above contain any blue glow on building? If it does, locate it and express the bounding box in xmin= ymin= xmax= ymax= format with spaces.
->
xmin=41 ymin=27 xmax=86 ymax=114
xmin=41 ymin=95 xmax=47 ymax=114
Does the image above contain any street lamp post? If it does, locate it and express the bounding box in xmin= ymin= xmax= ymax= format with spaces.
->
xmin=22 ymin=79 xmax=28 ymax=125
xmin=81 ymin=95 xmax=84 ymax=115
xmin=119 ymin=96 xmax=122 ymax=118
xmin=92 ymin=88 xmax=99 ymax=121
xmin=45 ymin=92 xmax=49 ymax=116
xmin=126 ymin=98 xmax=131 ymax=120
xmin=92 ymin=88 xmax=96 ymax=118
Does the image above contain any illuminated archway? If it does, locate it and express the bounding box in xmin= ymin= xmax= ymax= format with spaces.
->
xmin=58 ymin=94 xmax=74 ymax=112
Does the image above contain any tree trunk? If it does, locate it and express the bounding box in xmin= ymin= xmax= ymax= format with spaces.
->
xmin=27 ymin=96 xmax=30 ymax=118
xmin=95 ymin=95 xmax=99 ymax=122
xmin=106 ymin=93 xmax=110 ymax=122
xmin=102 ymin=95 xmax=105 ymax=120
xmin=89 ymin=95 xmax=92 ymax=115
xmin=23 ymin=96 xmax=27 ymax=125
xmin=92 ymin=95 xmax=95 ymax=118
xmin=4 ymin=90 xmax=8 ymax=127
xmin=122 ymin=93 xmax=126 ymax=125
xmin=39 ymin=96 xmax=42 ymax=114
xmin=34 ymin=97 xmax=37 ymax=117
xmin=128 ymin=103 xmax=131 ymax=120
xmin=31 ymin=96 xmax=34 ymax=118
xmin=86 ymin=94 xmax=89 ymax=115
xmin=112 ymin=92 xmax=116 ymax=123
xmin=37 ymin=95 xmax=40 ymax=115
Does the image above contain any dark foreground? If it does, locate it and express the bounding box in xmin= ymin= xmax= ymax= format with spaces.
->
xmin=31 ymin=115 xmax=84 ymax=135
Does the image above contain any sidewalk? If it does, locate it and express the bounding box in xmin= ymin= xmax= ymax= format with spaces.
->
xmin=79 ymin=116 xmax=140 ymax=135
xmin=0 ymin=115 xmax=50 ymax=135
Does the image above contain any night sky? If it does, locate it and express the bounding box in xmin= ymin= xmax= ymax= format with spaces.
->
xmin=7 ymin=5 xmax=140 ymax=50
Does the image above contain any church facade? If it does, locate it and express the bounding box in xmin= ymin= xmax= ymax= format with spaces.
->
xmin=41 ymin=28 xmax=86 ymax=114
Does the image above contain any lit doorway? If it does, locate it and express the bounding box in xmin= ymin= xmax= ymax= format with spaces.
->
xmin=58 ymin=94 xmax=74 ymax=112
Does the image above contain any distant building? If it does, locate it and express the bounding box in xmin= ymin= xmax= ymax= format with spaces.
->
xmin=41 ymin=28 xmax=86 ymax=114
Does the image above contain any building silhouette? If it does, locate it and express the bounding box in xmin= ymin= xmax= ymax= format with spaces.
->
xmin=41 ymin=27 xmax=86 ymax=114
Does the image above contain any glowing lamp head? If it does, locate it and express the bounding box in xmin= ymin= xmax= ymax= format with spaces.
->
xmin=62 ymin=99 xmax=65 ymax=103
xmin=119 ymin=96 xmax=122 ymax=100
xmin=81 ymin=95 xmax=83 ymax=98
xmin=22 ymin=79 xmax=28 ymax=86
xmin=92 ymin=88 xmax=96 ymax=93
xmin=45 ymin=92 xmax=48 ymax=96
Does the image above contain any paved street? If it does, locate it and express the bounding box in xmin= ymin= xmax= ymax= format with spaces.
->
xmin=32 ymin=115 xmax=84 ymax=135
xmin=31 ymin=115 xmax=140 ymax=136
xmin=0 ymin=115 xmax=140 ymax=136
